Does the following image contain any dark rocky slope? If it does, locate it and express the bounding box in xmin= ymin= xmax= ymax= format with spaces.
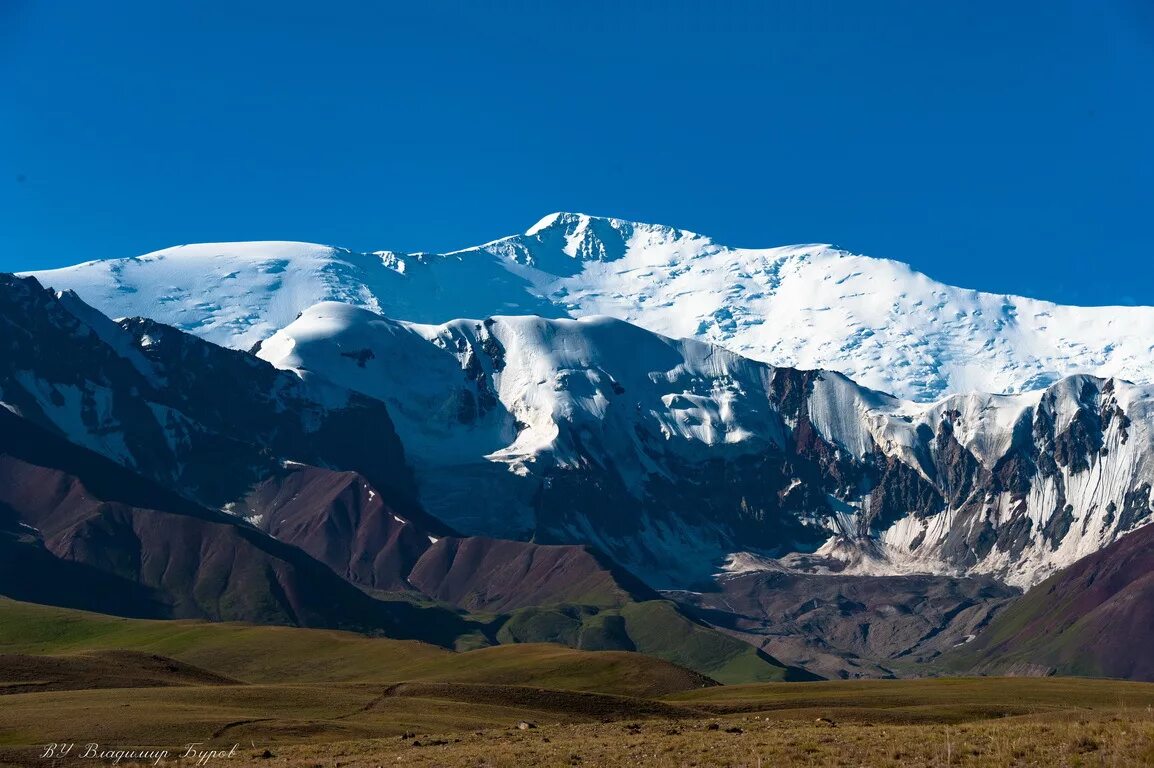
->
xmin=236 ymin=464 xmax=658 ymax=611
xmin=673 ymin=571 xmax=1018 ymax=680
xmin=239 ymin=465 xmax=435 ymax=592
xmin=408 ymin=536 xmax=659 ymax=613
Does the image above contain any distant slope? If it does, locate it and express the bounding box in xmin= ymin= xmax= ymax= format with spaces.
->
xmin=241 ymin=468 xmax=656 ymax=607
xmin=942 ymin=522 xmax=1154 ymax=681
xmin=238 ymin=465 xmax=439 ymax=592
xmin=0 ymin=651 xmax=237 ymax=694
xmin=26 ymin=212 xmax=1154 ymax=402
xmin=407 ymin=536 xmax=658 ymax=613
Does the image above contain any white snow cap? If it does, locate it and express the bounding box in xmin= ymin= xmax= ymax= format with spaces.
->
xmin=24 ymin=214 xmax=1154 ymax=402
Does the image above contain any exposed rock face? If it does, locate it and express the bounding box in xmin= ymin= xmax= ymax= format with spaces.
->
xmin=238 ymin=465 xmax=435 ymax=592
xmin=868 ymin=376 xmax=1154 ymax=588
xmin=230 ymin=466 xmax=660 ymax=613
xmin=943 ymin=521 xmax=1154 ymax=681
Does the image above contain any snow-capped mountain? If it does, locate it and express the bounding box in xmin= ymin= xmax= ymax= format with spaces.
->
xmin=9 ymin=213 xmax=1154 ymax=682
xmin=258 ymin=301 xmax=1154 ymax=589
xmin=26 ymin=213 xmax=1154 ymax=402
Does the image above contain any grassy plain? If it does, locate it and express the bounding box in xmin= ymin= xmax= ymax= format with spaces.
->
xmin=3 ymin=598 xmax=1154 ymax=767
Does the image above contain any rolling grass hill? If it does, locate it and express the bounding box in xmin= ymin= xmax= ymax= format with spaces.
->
xmin=0 ymin=598 xmax=713 ymax=696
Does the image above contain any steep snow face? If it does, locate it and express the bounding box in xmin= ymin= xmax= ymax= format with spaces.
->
xmin=260 ymin=302 xmax=1154 ymax=589
xmin=845 ymin=377 xmax=1154 ymax=588
xmin=26 ymin=214 xmax=1154 ymax=401
xmin=258 ymin=303 xmax=801 ymax=560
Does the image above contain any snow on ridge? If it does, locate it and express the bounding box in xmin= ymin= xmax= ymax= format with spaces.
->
xmin=258 ymin=302 xmax=786 ymax=473
xmin=260 ymin=298 xmax=1154 ymax=589
xmin=23 ymin=213 xmax=1154 ymax=402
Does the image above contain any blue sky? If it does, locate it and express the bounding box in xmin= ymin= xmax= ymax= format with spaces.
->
xmin=2 ymin=1 xmax=1151 ymax=305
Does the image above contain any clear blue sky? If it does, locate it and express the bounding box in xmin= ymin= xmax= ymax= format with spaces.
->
xmin=3 ymin=1 xmax=1151 ymax=305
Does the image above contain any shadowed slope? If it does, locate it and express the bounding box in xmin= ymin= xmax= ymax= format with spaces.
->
xmin=408 ymin=536 xmax=659 ymax=613
xmin=0 ymin=411 xmax=481 ymax=646
xmin=0 ymin=651 xmax=238 ymax=694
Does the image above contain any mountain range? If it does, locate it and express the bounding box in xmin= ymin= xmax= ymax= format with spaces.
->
xmin=6 ymin=213 xmax=1154 ymax=681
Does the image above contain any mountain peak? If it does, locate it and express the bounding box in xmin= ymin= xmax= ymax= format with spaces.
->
xmin=518 ymin=212 xmax=706 ymax=264
xmin=524 ymin=211 xmax=577 ymax=236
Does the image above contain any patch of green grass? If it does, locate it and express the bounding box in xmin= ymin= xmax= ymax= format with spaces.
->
xmin=575 ymin=611 xmax=635 ymax=651
xmin=496 ymin=605 xmax=588 ymax=646
xmin=617 ymin=601 xmax=811 ymax=684
xmin=492 ymin=600 xmax=806 ymax=684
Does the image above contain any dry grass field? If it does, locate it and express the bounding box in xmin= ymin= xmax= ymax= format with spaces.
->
xmin=273 ymin=713 xmax=1154 ymax=768
xmin=5 ymin=676 xmax=1154 ymax=767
